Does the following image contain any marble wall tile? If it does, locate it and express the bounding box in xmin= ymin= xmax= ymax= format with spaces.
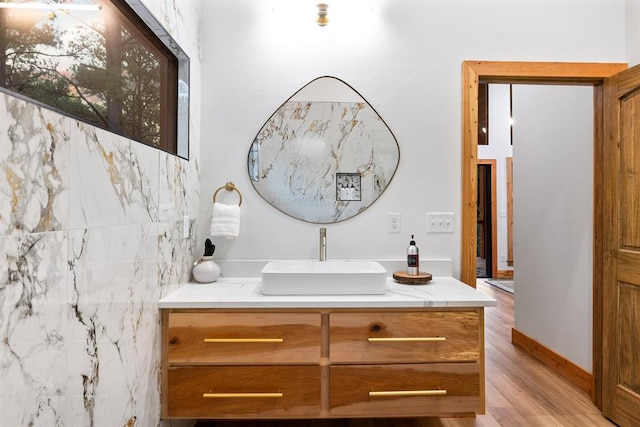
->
xmin=66 ymin=224 xmax=160 ymax=426
xmin=158 ymin=151 xmax=200 ymax=222
xmin=0 ymin=231 xmax=68 ymax=426
xmin=158 ymin=219 xmax=198 ymax=297
xmin=0 ymin=93 xmax=70 ymax=236
xmin=68 ymin=123 xmax=160 ymax=230
xmin=143 ymin=0 xmax=200 ymax=49
xmin=0 ymin=0 xmax=201 ymax=424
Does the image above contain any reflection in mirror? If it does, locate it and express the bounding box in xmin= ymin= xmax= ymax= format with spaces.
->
xmin=248 ymin=76 xmax=400 ymax=223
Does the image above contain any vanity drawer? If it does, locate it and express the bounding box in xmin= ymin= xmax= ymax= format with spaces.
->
xmin=166 ymin=365 xmax=321 ymax=418
xmin=329 ymin=311 xmax=479 ymax=363
xmin=167 ymin=312 xmax=321 ymax=364
xmin=329 ymin=363 xmax=480 ymax=417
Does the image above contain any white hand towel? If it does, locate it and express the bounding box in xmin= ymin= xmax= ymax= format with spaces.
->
xmin=210 ymin=202 xmax=241 ymax=239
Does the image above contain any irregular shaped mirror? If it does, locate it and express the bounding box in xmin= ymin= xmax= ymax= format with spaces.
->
xmin=248 ymin=76 xmax=400 ymax=223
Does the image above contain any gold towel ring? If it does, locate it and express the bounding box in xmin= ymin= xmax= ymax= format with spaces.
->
xmin=213 ymin=182 xmax=243 ymax=206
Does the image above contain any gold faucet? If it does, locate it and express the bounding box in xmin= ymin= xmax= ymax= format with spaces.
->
xmin=319 ymin=227 xmax=327 ymax=261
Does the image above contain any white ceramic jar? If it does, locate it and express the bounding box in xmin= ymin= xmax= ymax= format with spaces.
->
xmin=192 ymin=256 xmax=221 ymax=283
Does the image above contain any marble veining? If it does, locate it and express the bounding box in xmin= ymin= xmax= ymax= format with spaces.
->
xmin=251 ymin=100 xmax=399 ymax=223
xmin=0 ymin=0 xmax=200 ymax=423
xmin=158 ymin=220 xmax=199 ymax=297
xmin=67 ymin=224 xmax=160 ymax=425
xmin=69 ymin=123 xmax=159 ymax=229
xmin=0 ymin=95 xmax=70 ymax=236
xmin=158 ymin=151 xmax=200 ymax=222
xmin=0 ymin=231 xmax=68 ymax=426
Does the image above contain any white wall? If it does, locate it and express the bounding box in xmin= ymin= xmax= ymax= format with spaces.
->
xmin=512 ymin=85 xmax=594 ymax=372
xmin=478 ymin=84 xmax=513 ymax=273
xmin=198 ymin=0 xmax=625 ymax=280
xmin=627 ymin=0 xmax=640 ymax=66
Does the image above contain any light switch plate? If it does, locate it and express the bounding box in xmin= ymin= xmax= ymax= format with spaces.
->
xmin=426 ymin=212 xmax=455 ymax=233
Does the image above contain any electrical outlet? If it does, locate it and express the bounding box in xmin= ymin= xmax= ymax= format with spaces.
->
xmin=388 ymin=212 xmax=401 ymax=233
xmin=426 ymin=212 xmax=455 ymax=233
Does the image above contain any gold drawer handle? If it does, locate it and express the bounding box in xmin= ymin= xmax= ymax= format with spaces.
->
xmin=203 ymin=392 xmax=283 ymax=398
xmin=203 ymin=338 xmax=284 ymax=343
xmin=367 ymin=337 xmax=446 ymax=342
xmin=369 ymin=390 xmax=447 ymax=397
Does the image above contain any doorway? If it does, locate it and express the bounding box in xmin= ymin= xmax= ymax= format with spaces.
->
xmin=476 ymin=161 xmax=496 ymax=279
xmin=460 ymin=61 xmax=627 ymax=409
xmin=477 ymin=83 xmax=513 ymax=282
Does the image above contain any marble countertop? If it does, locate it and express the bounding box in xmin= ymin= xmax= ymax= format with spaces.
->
xmin=159 ymin=276 xmax=497 ymax=309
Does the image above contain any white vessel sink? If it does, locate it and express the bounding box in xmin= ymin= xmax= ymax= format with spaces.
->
xmin=261 ymin=260 xmax=387 ymax=295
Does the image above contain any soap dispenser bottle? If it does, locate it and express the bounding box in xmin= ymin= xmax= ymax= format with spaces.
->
xmin=407 ymin=235 xmax=419 ymax=276
xmin=192 ymin=239 xmax=221 ymax=283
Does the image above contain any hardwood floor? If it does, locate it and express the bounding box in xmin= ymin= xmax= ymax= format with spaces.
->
xmin=197 ymin=281 xmax=614 ymax=427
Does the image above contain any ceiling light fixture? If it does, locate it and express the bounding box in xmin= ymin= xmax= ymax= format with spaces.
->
xmin=0 ymin=2 xmax=100 ymax=11
xmin=316 ymin=3 xmax=329 ymax=26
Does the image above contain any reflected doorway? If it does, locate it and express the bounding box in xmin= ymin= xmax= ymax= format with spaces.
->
xmin=477 ymin=161 xmax=495 ymax=278
xmin=477 ymin=83 xmax=513 ymax=282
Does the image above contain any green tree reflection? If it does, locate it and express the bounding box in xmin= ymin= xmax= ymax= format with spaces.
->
xmin=0 ymin=3 xmax=161 ymax=147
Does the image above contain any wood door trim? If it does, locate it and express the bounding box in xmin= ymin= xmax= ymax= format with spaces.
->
xmin=478 ymin=159 xmax=497 ymax=278
xmin=496 ymin=270 xmax=513 ymax=280
xmin=461 ymin=60 xmax=627 ymax=408
xmin=461 ymin=60 xmax=626 ymax=286
xmin=506 ymin=157 xmax=514 ymax=266
xmin=464 ymin=61 xmax=627 ymax=84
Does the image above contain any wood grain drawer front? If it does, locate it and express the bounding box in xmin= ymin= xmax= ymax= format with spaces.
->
xmin=167 ymin=366 xmax=321 ymax=418
xmin=330 ymin=311 xmax=480 ymax=363
xmin=167 ymin=312 xmax=321 ymax=364
xmin=330 ymin=363 xmax=480 ymax=417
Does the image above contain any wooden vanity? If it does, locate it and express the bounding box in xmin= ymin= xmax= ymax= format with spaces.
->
xmin=159 ymin=277 xmax=495 ymax=420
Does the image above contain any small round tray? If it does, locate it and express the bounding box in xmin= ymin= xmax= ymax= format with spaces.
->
xmin=392 ymin=271 xmax=433 ymax=285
